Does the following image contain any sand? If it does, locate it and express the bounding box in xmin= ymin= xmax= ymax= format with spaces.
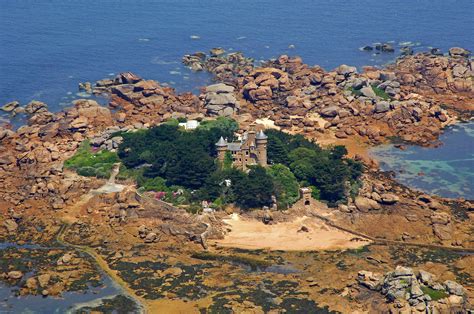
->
xmin=213 ymin=214 xmax=371 ymax=251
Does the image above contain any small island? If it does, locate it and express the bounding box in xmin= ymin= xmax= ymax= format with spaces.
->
xmin=0 ymin=46 xmax=473 ymax=313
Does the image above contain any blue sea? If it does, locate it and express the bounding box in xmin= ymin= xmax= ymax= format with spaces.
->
xmin=1 ymin=0 xmax=473 ymax=112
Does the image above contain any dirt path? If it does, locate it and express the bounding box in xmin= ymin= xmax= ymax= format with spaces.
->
xmin=213 ymin=214 xmax=371 ymax=251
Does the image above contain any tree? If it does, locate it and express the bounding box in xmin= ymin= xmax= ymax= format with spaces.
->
xmin=223 ymin=151 xmax=233 ymax=170
xmin=235 ymin=166 xmax=274 ymax=209
xmin=330 ymin=145 xmax=348 ymax=160
xmin=267 ymin=137 xmax=289 ymax=165
xmin=165 ymin=141 xmax=216 ymax=189
xmin=199 ymin=168 xmax=247 ymax=204
xmin=268 ymin=164 xmax=300 ymax=209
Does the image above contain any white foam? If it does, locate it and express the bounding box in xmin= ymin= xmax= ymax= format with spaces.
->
xmin=76 ymin=92 xmax=91 ymax=98
xmin=151 ymin=57 xmax=178 ymax=65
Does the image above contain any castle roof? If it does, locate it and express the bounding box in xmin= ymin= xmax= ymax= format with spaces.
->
xmin=227 ymin=143 xmax=242 ymax=151
xmin=256 ymin=130 xmax=268 ymax=140
xmin=217 ymin=128 xmax=267 ymax=151
xmin=215 ymin=136 xmax=227 ymax=147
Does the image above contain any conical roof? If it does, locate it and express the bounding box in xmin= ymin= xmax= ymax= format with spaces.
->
xmin=216 ymin=136 xmax=227 ymax=147
xmin=256 ymin=130 xmax=268 ymax=140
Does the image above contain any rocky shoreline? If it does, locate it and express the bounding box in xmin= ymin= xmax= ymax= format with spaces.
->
xmin=0 ymin=47 xmax=473 ymax=313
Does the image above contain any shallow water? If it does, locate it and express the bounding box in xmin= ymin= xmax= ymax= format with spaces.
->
xmin=370 ymin=122 xmax=474 ymax=199
xmin=0 ymin=243 xmax=133 ymax=313
xmin=1 ymin=0 xmax=473 ymax=114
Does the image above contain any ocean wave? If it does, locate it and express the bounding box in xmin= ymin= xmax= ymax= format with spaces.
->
xmin=151 ymin=57 xmax=178 ymax=65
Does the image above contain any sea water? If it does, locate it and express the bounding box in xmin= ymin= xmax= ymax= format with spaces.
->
xmin=1 ymin=0 xmax=473 ymax=111
xmin=370 ymin=122 xmax=474 ymax=199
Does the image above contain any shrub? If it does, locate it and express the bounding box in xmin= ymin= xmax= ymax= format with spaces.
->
xmin=371 ymin=84 xmax=391 ymax=100
xmin=420 ymin=286 xmax=449 ymax=301
xmin=65 ymin=141 xmax=119 ymax=178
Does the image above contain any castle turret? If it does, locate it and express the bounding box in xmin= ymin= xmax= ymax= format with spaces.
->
xmin=247 ymin=123 xmax=257 ymax=147
xmin=215 ymin=136 xmax=227 ymax=163
xmin=255 ymin=130 xmax=268 ymax=166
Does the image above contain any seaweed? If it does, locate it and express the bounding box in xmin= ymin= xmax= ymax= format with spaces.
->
xmin=191 ymin=251 xmax=271 ymax=270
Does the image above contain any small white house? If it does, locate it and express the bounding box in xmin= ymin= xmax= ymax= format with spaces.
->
xmin=179 ymin=120 xmax=200 ymax=130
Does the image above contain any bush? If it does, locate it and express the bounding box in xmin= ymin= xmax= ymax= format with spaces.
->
xmin=198 ymin=117 xmax=239 ymax=135
xmin=139 ymin=176 xmax=169 ymax=192
xmin=371 ymin=84 xmax=391 ymax=100
xmin=420 ymin=286 xmax=449 ymax=301
xmin=65 ymin=141 xmax=120 ymax=178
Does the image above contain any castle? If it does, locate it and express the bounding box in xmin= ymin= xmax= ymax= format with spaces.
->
xmin=215 ymin=123 xmax=267 ymax=171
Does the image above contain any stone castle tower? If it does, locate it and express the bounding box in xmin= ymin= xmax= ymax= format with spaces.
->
xmin=216 ymin=123 xmax=268 ymax=171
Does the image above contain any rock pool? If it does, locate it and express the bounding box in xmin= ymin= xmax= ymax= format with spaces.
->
xmin=370 ymin=121 xmax=474 ymax=199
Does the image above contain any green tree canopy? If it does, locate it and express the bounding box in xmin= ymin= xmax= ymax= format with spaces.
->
xmin=267 ymin=164 xmax=300 ymax=209
xmin=235 ymin=166 xmax=274 ymax=209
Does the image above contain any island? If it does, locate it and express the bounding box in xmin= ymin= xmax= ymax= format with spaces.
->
xmin=0 ymin=46 xmax=473 ymax=313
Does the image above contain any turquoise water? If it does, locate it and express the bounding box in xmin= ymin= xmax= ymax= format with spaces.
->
xmin=370 ymin=122 xmax=474 ymax=199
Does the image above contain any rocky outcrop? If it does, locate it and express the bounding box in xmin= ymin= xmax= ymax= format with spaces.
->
xmin=91 ymin=72 xmax=203 ymax=126
xmin=430 ymin=211 xmax=452 ymax=240
xmin=358 ymin=267 xmax=467 ymax=312
xmin=182 ymin=49 xmax=254 ymax=84
xmin=25 ymin=100 xmax=48 ymax=114
xmin=203 ymin=83 xmax=239 ymax=117
xmin=448 ymin=47 xmax=471 ymax=58
xmin=1 ymin=101 xmax=20 ymax=112
xmin=354 ymin=197 xmax=381 ymax=212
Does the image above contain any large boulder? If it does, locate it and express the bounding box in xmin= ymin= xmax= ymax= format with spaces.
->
xmin=360 ymin=86 xmax=376 ymax=98
xmin=449 ymin=47 xmax=471 ymax=58
xmin=37 ymin=274 xmax=51 ymax=288
xmin=72 ymin=99 xmax=113 ymax=128
xmin=444 ymin=280 xmax=465 ymax=296
xmin=357 ymin=270 xmax=383 ymax=291
xmin=336 ymin=64 xmax=357 ymax=76
xmin=320 ymin=106 xmax=339 ymax=118
xmin=374 ymin=101 xmax=391 ymax=113
xmin=204 ymin=84 xmax=239 ymax=117
xmin=206 ymin=83 xmax=235 ymax=94
xmin=355 ymin=197 xmax=381 ymax=212
xmin=25 ymin=100 xmax=48 ymax=114
xmin=116 ymin=72 xmax=142 ymax=84
xmin=69 ymin=116 xmax=89 ymax=131
xmin=380 ymin=193 xmax=400 ymax=204
xmin=1 ymin=101 xmax=20 ymax=112
xmin=7 ymin=271 xmax=23 ymax=280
